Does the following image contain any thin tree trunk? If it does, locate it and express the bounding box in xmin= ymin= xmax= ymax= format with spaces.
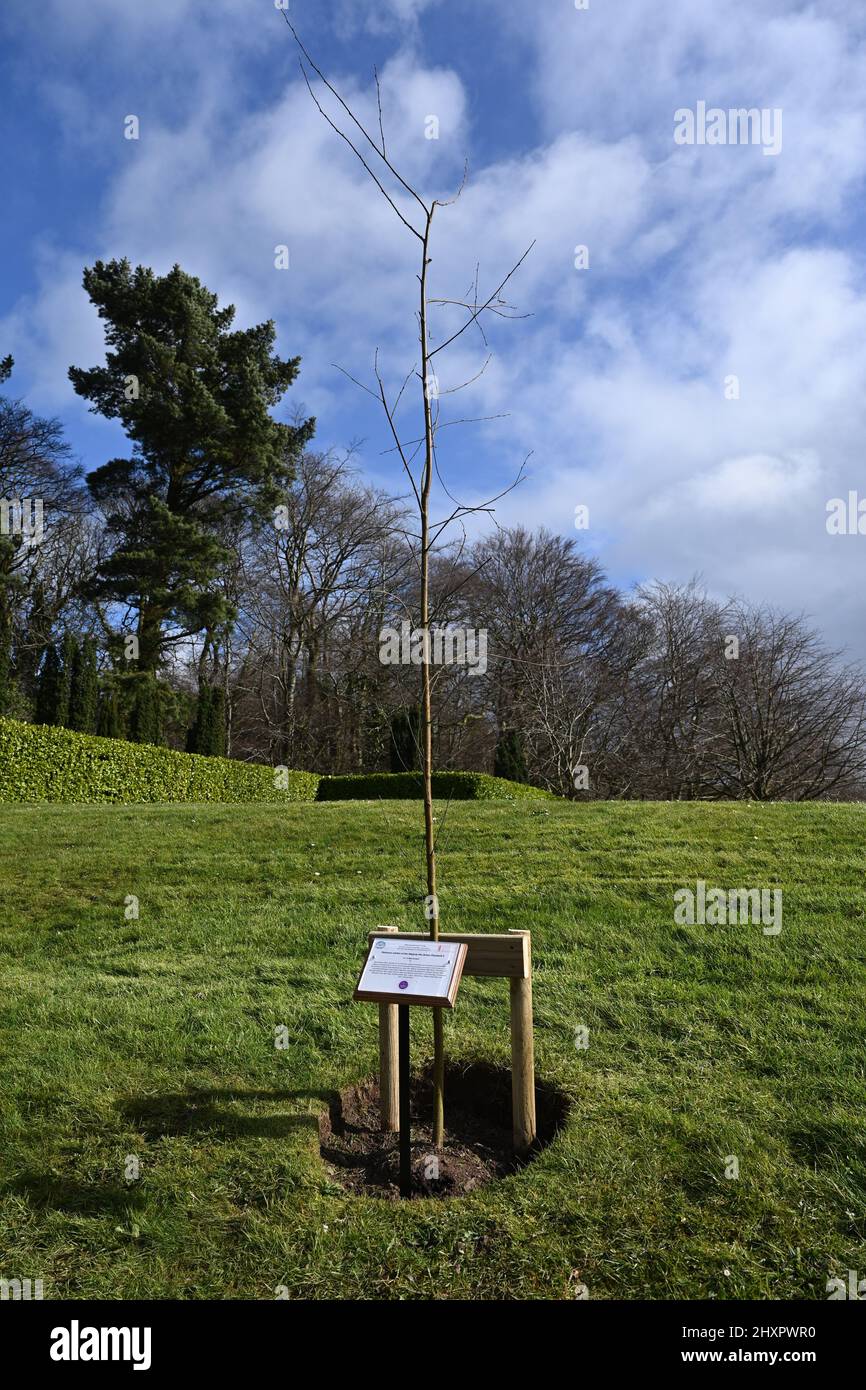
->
xmin=419 ymin=207 xmax=444 ymax=1149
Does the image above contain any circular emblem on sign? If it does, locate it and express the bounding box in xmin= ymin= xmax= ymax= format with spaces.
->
xmin=398 ymin=980 xmax=409 ymax=989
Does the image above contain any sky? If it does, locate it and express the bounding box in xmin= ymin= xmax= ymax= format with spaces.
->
xmin=1 ymin=0 xmax=865 ymax=660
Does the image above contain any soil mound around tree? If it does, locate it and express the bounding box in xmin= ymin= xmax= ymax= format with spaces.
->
xmin=319 ymin=1060 xmax=569 ymax=1199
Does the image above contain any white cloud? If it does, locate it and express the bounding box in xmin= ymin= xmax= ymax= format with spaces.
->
xmin=674 ymin=452 xmax=820 ymax=515
xmin=25 ymin=0 xmax=443 ymax=50
xmin=334 ymin=0 xmax=443 ymax=36
xmin=0 ymin=248 xmax=106 ymax=412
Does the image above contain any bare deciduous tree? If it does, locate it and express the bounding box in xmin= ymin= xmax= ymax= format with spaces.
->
xmin=233 ymin=451 xmax=406 ymax=769
xmin=282 ymin=17 xmax=532 ymax=1146
xmin=711 ymin=601 xmax=866 ymax=801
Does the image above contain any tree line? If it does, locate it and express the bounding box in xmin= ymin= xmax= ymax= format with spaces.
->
xmin=1 ymin=259 xmax=864 ymax=800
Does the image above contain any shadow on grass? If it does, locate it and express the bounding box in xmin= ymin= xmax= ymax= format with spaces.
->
xmin=2 ymin=1172 xmax=145 ymax=1220
xmin=3 ymin=1089 xmax=338 ymax=1220
xmin=118 ymin=1087 xmax=339 ymax=1140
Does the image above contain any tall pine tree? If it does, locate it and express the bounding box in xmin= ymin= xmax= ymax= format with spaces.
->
xmin=69 ymin=261 xmax=314 ymax=677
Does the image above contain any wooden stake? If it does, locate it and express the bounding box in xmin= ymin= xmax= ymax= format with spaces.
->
xmin=509 ymin=966 xmax=536 ymax=1157
xmin=377 ymin=925 xmax=399 ymax=1131
xmin=379 ymin=1003 xmax=399 ymax=1131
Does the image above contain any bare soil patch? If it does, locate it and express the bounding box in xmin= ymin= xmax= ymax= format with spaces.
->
xmin=319 ymin=1060 xmax=569 ymax=1199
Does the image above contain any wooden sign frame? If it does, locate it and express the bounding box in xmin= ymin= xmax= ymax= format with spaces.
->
xmin=368 ymin=926 xmax=536 ymax=1156
xmin=354 ymin=937 xmax=468 ymax=1008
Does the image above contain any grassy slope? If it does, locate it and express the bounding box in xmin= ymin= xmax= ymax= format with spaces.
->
xmin=1 ymin=799 xmax=864 ymax=1300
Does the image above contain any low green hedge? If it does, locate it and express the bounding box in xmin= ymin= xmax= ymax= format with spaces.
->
xmin=0 ymin=717 xmax=319 ymax=804
xmin=316 ymin=771 xmax=550 ymax=801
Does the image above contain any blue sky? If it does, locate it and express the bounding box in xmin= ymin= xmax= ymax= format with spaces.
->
xmin=2 ymin=0 xmax=865 ymax=657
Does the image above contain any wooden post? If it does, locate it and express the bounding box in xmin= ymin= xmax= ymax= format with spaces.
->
xmin=377 ymin=926 xmax=399 ymax=1131
xmin=509 ymin=933 xmax=536 ymax=1156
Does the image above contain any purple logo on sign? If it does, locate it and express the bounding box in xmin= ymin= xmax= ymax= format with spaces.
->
xmin=398 ymin=980 xmax=409 ymax=989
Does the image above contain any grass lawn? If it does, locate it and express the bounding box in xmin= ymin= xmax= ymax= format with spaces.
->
xmin=1 ymin=798 xmax=865 ymax=1300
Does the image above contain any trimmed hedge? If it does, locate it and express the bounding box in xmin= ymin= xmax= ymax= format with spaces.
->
xmin=316 ymin=771 xmax=551 ymax=802
xmin=0 ymin=717 xmax=319 ymax=805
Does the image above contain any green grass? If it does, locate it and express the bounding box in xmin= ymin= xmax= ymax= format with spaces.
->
xmin=1 ymin=799 xmax=864 ymax=1300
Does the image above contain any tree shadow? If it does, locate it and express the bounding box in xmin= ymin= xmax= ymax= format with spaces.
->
xmin=3 ymin=1089 xmax=341 ymax=1221
xmin=1 ymin=1171 xmax=145 ymax=1220
xmin=118 ymin=1087 xmax=339 ymax=1141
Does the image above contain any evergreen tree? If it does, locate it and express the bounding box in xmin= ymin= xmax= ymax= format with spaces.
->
xmin=96 ymin=683 xmax=123 ymax=739
xmin=128 ymin=674 xmax=162 ymax=746
xmin=186 ymin=685 xmax=226 ymax=756
xmin=69 ymin=260 xmax=314 ymax=676
xmin=35 ymin=643 xmax=63 ymax=724
xmin=494 ymin=728 xmax=529 ymax=784
xmin=389 ymin=706 xmax=422 ymax=773
xmin=69 ymin=636 xmax=99 ymax=733
xmin=56 ymin=632 xmax=77 ymax=727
